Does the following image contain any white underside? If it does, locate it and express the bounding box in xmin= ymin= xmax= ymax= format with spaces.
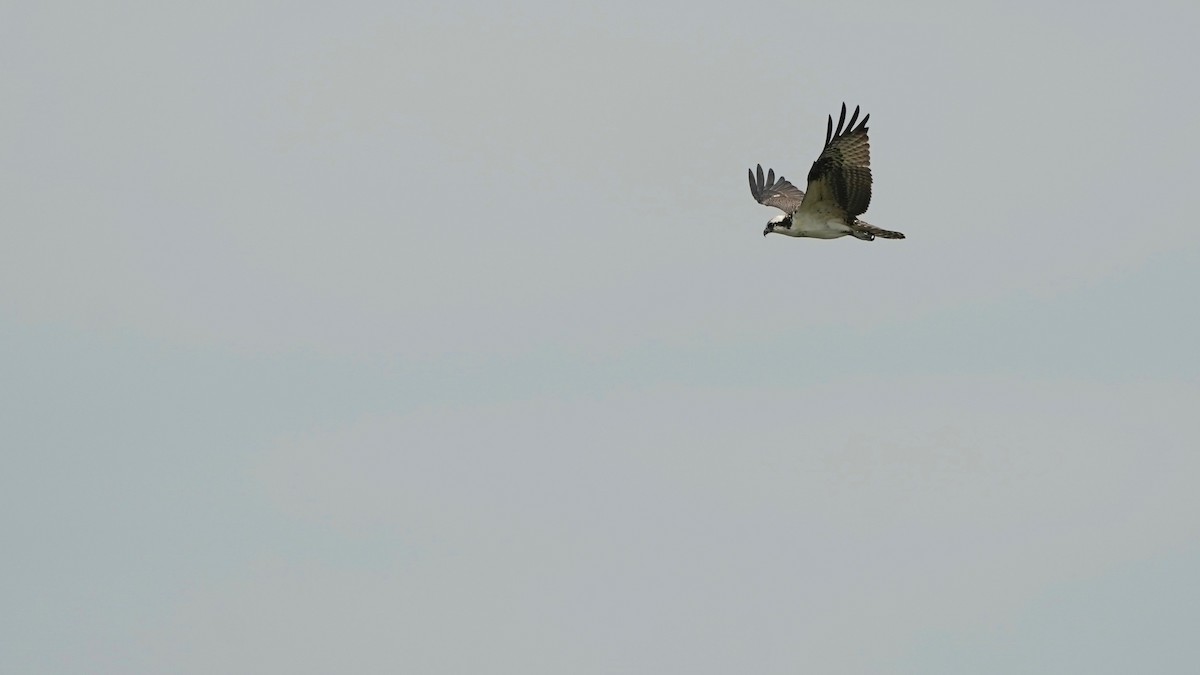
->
xmin=776 ymin=210 xmax=854 ymax=239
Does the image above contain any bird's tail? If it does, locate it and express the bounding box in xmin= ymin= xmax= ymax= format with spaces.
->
xmin=851 ymin=220 xmax=905 ymax=240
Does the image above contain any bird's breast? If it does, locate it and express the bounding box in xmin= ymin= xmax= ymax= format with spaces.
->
xmin=790 ymin=210 xmax=853 ymax=239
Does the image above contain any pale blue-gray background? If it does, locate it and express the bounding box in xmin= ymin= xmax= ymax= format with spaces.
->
xmin=3 ymin=1 xmax=1199 ymax=673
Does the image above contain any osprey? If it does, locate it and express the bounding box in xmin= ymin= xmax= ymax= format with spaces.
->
xmin=750 ymin=103 xmax=904 ymax=241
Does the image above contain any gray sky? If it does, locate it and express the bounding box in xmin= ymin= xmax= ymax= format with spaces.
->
xmin=3 ymin=1 xmax=1199 ymax=673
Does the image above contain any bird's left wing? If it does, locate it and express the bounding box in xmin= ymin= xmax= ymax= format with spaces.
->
xmin=748 ymin=164 xmax=806 ymax=214
xmin=801 ymin=103 xmax=873 ymax=219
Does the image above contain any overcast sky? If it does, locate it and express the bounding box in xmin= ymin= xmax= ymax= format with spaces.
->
xmin=3 ymin=1 xmax=1199 ymax=673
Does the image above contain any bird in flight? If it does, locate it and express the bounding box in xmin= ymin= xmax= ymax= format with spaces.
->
xmin=749 ymin=103 xmax=904 ymax=241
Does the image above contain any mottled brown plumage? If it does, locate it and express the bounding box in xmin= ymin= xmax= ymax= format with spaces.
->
xmin=748 ymin=164 xmax=806 ymax=214
xmin=804 ymin=103 xmax=873 ymax=220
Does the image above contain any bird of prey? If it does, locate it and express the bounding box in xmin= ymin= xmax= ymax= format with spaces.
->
xmin=749 ymin=103 xmax=904 ymax=241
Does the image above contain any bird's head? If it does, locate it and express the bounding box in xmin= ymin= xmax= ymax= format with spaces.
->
xmin=764 ymin=213 xmax=789 ymax=236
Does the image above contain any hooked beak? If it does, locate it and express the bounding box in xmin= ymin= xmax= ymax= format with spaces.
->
xmin=763 ymin=225 xmax=771 ymax=236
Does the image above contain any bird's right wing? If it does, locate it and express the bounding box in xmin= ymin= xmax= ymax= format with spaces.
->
xmin=801 ymin=103 xmax=873 ymax=219
xmin=748 ymin=164 xmax=805 ymax=214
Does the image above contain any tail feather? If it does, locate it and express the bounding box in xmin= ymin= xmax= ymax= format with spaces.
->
xmin=851 ymin=220 xmax=905 ymax=240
